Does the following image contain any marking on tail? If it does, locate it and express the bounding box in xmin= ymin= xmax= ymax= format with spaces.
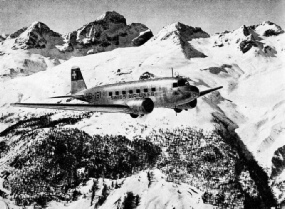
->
xmin=71 ymin=66 xmax=87 ymax=94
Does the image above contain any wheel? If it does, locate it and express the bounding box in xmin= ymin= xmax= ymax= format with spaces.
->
xmin=130 ymin=113 xmax=139 ymax=118
xmin=174 ymin=108 xmax=182 ymax=113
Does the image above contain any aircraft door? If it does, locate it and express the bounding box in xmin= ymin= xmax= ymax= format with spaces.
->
xmin=172 ymin=81 xmax=179 ymax=106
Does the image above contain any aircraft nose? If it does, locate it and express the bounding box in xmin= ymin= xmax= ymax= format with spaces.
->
xmin=185 ymin=85 xmax=200 ymax=98
xmin=189 ymin=85 xmax=199 ymax=94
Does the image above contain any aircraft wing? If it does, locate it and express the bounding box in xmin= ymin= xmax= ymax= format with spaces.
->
xmin=11 ymin=103 xmax=132 ymax=113
xmin=199 ymin=86 xmax=223 ymax=97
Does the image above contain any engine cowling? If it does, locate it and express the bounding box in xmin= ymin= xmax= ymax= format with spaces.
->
xmin=177 ymin=99 xmax=197 ymax=110
xmin=127 ymin=98 xmax=154 ymax=115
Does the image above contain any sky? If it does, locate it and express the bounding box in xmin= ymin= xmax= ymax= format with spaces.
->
xmin=0 ymin=0 xmax=284 ymax=35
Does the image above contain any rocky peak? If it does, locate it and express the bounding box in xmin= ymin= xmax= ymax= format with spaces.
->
xmin=256 ymin=21 xmax=284 ymax=37
xmin=214 ymin=21 xmax=282 ymax=55
xmin=151 ymin=22 xmax=209 ymax=43
xmin=8 ymin=27 xmax=28 ymax=39
xmin=95 ymin=11 xmax=126 ymax=25
xmin=13 ymin=21 xmax=63 ymax=50
xmin=148 ymin=22 xmax=208 ymax=59
xmin=240 ymin=25 xmax=251 ymax=36
xmin=60 ymin=11 xmax=153 ymax=55
xmin=0 ymin=34 xmax=8 ymax=42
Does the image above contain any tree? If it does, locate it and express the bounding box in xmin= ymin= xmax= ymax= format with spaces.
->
xmin=123 ymin=192 xmax=137 ymax=209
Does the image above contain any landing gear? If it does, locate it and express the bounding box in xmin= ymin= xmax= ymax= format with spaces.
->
xmin=130 ymin=113 xmax=139 ymax=118
xmin=189 ymin=99 xmax=197 ymax=108
xmin=174 ymin=108 xmax=182 ymax=113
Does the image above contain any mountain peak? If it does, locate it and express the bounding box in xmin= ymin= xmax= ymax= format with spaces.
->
xmin=255 ymin=21 xmax=284 ymax=37
xmin=30 ymin=21 xmax=46 ymax=27
xmin=152 ymin=22 xmax=209 ymax=42
xmin=26 ymin=21 xmax=54 ymax=35
xmin=61 ymin=11 xmax=152 ymax=55
xmin=147 ymin=22 xmax=208 ymax=59
xmin=95 ymin=11 xmax=126 ymax=25
xmin=13 ymin=21 xmax=63 ymax=50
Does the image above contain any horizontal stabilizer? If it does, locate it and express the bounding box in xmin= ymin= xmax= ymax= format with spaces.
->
xmin=199 ymin=86 xmax=223 ymax=97
xmin=11 ymin=103 xmax=131 ymax=113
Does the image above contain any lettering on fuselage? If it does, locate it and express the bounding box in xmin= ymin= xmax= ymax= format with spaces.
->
xmin=85 ymin=91 xmax=155 ymax=101
xmin=111 ymin=92 xmax=155 ymax=100
xmin=86 ymin=92 xmax=101 ymax=101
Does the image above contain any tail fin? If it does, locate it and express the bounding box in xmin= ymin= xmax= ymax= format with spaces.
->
xmin=71 ymin=66 xmax=87 ymax=94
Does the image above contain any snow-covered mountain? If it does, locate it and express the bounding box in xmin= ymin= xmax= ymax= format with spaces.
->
xmin=60 ymin=11 xmax=153 ymax=56
xmin=0 ymin=16 xmax=285 ymax=208
xmin=0 ymin=11 xmax=152 ymax=79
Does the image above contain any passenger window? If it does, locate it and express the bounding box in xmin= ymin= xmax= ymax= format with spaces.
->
xmin=122 ymin=91 xmax=126 ymax=95
xmin=151 ymin=87 xmax=156 ymax=92
xmin=144 ymin=89 xmax=148 ymax=93
xmin=173 ymin=83 xmax=178 ymax=88
xmin=109 ymin=92 xmax=112 ymax=96
xmin=136 ymin=89 xmax=140 ymax=93
xmin=115 ymin=91 xmax=119 ymax=96
xmin=129 ymin=90 xmax=133 ymax=94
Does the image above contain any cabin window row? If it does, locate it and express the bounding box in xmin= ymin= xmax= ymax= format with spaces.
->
xmin=109 ymin=88 xmax=156 ymax=97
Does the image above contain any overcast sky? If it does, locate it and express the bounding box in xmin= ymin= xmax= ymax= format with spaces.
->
xmin=0 ymin=0 xmax=284 ymax=35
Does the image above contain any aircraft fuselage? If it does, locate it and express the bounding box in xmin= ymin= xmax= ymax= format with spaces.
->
xmin=78 ymin=77 xmax=199 ymax=109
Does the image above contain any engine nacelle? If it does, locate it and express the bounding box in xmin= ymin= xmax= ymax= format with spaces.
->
xmin=127 ymin=98 xmax=154 ymax=115
xmin=177 ymin=99 xmax=197 ymax=110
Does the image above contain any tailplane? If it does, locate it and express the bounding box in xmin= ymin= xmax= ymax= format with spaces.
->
xmin=71 ymin=66 xmax=87 ymax=94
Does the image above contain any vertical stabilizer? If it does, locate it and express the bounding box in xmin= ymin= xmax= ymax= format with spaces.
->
xmin=71 ymin=66 xmax=87 ymax=94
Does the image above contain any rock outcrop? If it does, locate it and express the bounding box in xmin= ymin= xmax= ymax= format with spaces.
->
xmin=131 ymin=29 xmax=153 ymax=46
xmin=272 ymin=146 xmax=285 ymax=178
xmin=8 ymin=27 xmax=28 ymax=39
xmin=12 ymin=22 xmax=64 ymax=50
xmin=215 ymin=21 xmax=282 ymax=56
xmin=60 ymin=11 xmax=153 ymax=55
xmin=0 ymin=34 xmax=8 ymax=42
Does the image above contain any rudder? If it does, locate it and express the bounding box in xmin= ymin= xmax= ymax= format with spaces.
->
xmin=71 ymin=66 xmax=87 ymax=94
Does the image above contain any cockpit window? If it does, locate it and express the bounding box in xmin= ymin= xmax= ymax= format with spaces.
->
xmin=178 ymin=78 xmax=189 ymax=86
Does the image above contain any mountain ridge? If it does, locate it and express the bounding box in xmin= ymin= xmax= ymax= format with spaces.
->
xmin=0 ymin=11 xmax=153 ymax=78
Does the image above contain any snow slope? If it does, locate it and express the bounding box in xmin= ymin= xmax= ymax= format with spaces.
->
xmin=25 ymin=170 xmax=210 ymax=209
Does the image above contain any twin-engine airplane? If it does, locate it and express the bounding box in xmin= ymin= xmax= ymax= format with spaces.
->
xmin=12 ymin=66 xmax=223 ymax=118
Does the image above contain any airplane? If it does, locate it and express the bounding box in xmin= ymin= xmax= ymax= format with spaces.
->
xmin=12 ymin=66 xmax=223 ymax=118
